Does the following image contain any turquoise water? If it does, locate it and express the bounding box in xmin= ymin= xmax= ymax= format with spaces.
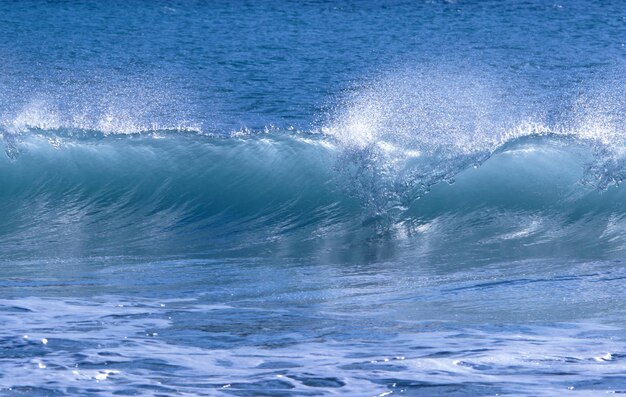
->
xmin=0 ymin=1 xmax=625 ymax=396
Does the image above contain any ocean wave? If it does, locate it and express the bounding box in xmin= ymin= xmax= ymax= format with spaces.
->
xmin=0 ymin=68 xmax=624 ymax=259
xmin=1 ymin=125 xmax=626 ymax=260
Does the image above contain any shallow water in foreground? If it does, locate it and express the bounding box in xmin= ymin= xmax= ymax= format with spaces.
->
xmin=2 ymin=256 xmax=626 ymax=396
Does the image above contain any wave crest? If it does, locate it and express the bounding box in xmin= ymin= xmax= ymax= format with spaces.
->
xmin=322 ymin=68 xmax=625 ymax=209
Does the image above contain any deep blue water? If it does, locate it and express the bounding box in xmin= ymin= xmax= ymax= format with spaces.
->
xmin=0 ymin=1 xmax=625 ymax=396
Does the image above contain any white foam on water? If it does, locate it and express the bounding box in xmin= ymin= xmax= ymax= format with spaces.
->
xmin=0 ymin=296 xmax=625 ymax=396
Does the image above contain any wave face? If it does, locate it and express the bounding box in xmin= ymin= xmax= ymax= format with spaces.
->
xmin=1 ymin=69 xmax=625 ymax=262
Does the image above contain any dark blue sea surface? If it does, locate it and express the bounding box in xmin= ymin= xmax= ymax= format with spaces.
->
xmin=0 ymin=1 xmax=625 ymax=396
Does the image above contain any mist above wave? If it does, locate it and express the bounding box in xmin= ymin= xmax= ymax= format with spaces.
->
xmin=0 ymin=73 xmax=201 ymax=136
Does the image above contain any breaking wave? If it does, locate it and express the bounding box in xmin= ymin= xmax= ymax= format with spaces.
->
xmin=0 ymin=68 xmax=624 ymax=260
